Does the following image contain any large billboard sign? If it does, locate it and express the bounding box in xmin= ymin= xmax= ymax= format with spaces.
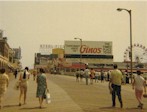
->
xmin=64 ymin=41 xmax=112 ymax=55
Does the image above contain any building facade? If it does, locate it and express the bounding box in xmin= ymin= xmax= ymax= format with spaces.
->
xmin=0 ymin=30 xmax=22 ymax=71
xmin=34 ymin=41 xmax=114 ymax=73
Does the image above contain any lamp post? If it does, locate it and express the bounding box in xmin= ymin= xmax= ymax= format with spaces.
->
xmin=117 ymin=8 xmax=133 ymax=83
xmin=74 ymin=37 xmax=82 ymax=71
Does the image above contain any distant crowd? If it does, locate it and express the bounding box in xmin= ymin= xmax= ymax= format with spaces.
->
xmin=74 ymin=64 xmax=146 ymax=109
xmin=75 ymin=68 xmax=133 ymax=84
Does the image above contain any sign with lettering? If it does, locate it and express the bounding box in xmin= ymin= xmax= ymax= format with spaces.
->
xmin=64 ymin=41 xmax=112 ymax=55
xmin=39 ymin=44 xmax=64 ymax=54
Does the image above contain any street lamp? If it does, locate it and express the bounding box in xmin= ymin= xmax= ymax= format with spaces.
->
xmin=74 ymin=37 xmax=82 ymax=71
xmin=117 ymin=8 xmax=133 ymax=83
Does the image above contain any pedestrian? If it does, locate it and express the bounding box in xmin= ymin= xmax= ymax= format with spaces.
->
xmin=84 ymin=66 xmax=90 ymax=85
xmin=108 ymin=64 xmax=123 ymax=108
xmin=14 ymin=69 xmax=18 ymax=79
xmin=107 ymin=70 xmax=110 ymax=81
xmin=95 ymin=71 xmax=99 ymax=83
xmin=132 ymin=70 xmax=146 ymax=109
xmin=80 ymin=69 xmax=84 ymax=82
xmin=18 ymin=67 xmax=30 ymax=106
xmin=125 ymin=70 xmax=129 ymax=84
xmin=100 ymin=70 xmax=104 ymax=83
xmin=36 ymin=68 xmax=48 ymax=108
xmin=122 ymin=70 xmax=126 ymax=84
xmin=33 ymin=70 xmax=37 ymax=81
xmin=90 ymin=68 xmax=95 ymax=84
xmin=0 ymin=68 xmax=9 ymax=109
xmin=75 ymin=69 xmax=80 ymax=82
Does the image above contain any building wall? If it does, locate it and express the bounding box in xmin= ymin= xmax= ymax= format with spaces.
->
xmin=0 ymin=39 xmax=9 ymax=59
xmin=0 ymin=41 xmax=4 ymax=56
xmin=52 ymin=48 xmax=64 ymax=58
xmin=0 ymin=30 xmax=3 ymax=38
xmin=52 ymin=48 xmax=64 ymax=54
xmin=65 ymin=58 xmax=113 ymax=64
xmin=0 ymin=36 xmax=21 ymax=70
xmin=13 ymin=47 xmax=21 ymax=59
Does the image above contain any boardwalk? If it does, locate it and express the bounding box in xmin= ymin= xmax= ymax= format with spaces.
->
xmin=1 ymin=74 xmax=147 ymax=112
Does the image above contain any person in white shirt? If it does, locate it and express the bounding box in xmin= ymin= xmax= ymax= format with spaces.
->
xmin=95 ymin=71 xmax=99 ymax=83
xmin=84 ymin=67 xmax=90 ymax=85
xmin=18 ymin=67 xmax=30 ymax=106
xmin=0 ymin=68 xmax=9 ymax=109
xmin=132 ymin=70 xmax=146 ymax=109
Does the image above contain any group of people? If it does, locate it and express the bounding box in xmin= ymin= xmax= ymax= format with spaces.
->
xmin=0 ymin=64 xmax=147 ymax=110
xmin=75 ymin=68 xmax=110 ymax=84
xmin=75 ymin=64 xmax=146 ymax=109
xmin=75 ymin=69 xmax=84 ymax=82
xmin=0 ymin=67 xmax=48 ymax=109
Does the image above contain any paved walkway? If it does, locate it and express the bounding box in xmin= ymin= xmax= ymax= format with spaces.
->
xmin=1 ymin=74 xmax=84 ymax=112
xmin=50 ymin=75 xmax=147 ymax=112
xmin=1 ymin=73 xmax=147 ymax=112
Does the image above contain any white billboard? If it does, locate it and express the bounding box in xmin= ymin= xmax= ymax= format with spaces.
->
xmin=64 ymin=41 xmax=112 ymax=55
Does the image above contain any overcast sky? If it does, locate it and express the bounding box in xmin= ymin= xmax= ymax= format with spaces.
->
xmin=0 ymin=1 xmax=147 ymax=69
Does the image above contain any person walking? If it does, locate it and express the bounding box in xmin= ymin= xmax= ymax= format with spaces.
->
xmin=33 ymin=69 xmax=37 ymax=81
xmin=0 ymin=68 xmax=9 ymax=109
xmin=107 ymin=70 xmax=110 ymax=81
xmin=100 ymin=70 xmax=104 ymax=83
xmin=109 ymin=64 xmax=123 ymax=108
xmin=95 ymin=71 xmax=99 ymax=83
xmin=14 ymin=69 xmax=18 ymax=79
xmin=75 ymin=69 xmax=80 ymax=82
xmin=80 ymin=69 xmax=84 ymax=82
xmin=36 ymin=68 xmax=48 ymax=108
xmin=125 ymin=70 xmax=130 ymax=84
xmin=90 ymin=68 xmax=95 ymax=84
xmin=18 ymin=67 xmax=30 ymax=106
xmin=132 ymin=70 xmax=146 ymax=109
xmin=84 ymin=66 xmax=90 ymax=85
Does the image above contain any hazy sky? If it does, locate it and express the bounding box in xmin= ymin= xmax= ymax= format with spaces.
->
xmin=0 ymin=1 xmax=147 ymax=68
